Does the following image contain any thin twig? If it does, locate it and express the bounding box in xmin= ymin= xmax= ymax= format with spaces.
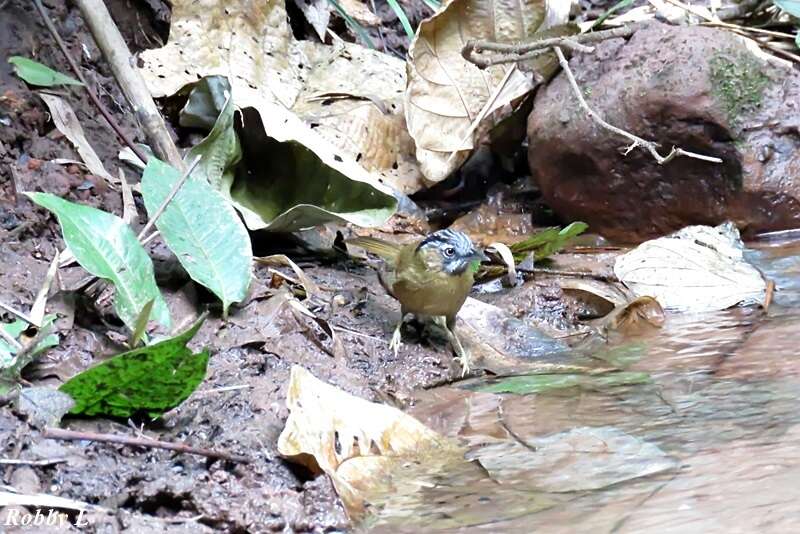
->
xmin=42 ymin=427 xmax=251 ymax=464
xmin=0 ymin=457 xmax=68 ymax=466
xmin=136 ymin=155 xmax=201 ymax=241
xmin=553 ymin=46 xmax=722 ymax=165
xmin=463 ymin=25 xmax=637 ymax=69
xmin=0 ymin=301 xmax=36 ymax=326
xmin=31 ymin=0 xmax=148 ymax=165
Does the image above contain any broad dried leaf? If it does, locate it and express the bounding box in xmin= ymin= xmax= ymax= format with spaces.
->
xmin=277 ymin=366 xmax=455 ymax=518
xmin=405 ymin=0 xmax=567 ymax=183
xmin=140 ymin=0 xmax=421 ymax=195
xmin=39 ymin=94 xmax=114 ymax=184
xmin=26 ymin=193 xmax=170 ymax=331
xmin=614 ymin=222 xmax=767 ymax=312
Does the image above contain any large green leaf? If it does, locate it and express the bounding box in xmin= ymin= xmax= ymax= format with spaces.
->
xmin=26 ymin=193 xmax=170 ymax=330
xmin=8 ymin=56 xmax=83 ymax=87
xmin=141 ymin=158 xmax=252 ymax=315
xmin=60 ymin=316 xmax=209 ymax=417
xmin=773 ymin=0 xmax=800 ymax=17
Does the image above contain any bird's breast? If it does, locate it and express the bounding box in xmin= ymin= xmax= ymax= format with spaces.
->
xmin=393 ymin=270 xmax=473 ymax=317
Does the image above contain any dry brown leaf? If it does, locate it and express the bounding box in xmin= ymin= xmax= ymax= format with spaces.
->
xmin=405 ymin=0 xmax=568 ymax=183
xmin=600 ymin=295 xmax=665 ymax=334
xmin=39 ymin=94 xmax=115 ymax=185
xmin=293 ymin=41 xmax=423 ymax=193
xmin=337 ymin=0 xmax=382 ymax=26
xmin=277 ymin=366 xmax=456 ymax=518
xmin=139 ymin=0 xmax=423 ymax=193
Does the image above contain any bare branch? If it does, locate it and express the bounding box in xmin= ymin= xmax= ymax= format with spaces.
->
xmin=552 ymin=46 xmax=722 ymax=165
xmin=43 ymin=427 xmax=251 ymax=464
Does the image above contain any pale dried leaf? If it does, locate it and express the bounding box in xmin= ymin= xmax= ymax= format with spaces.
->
xmin=338 ymin=0 xmax=382 ymax=26
xmin=405 ymin=0 xmax=568 ymax=183
xmin=294 ymin=41 xmax=423 ymax=193
xmin=614 ymin=222 xmax=766 ymax=312
xmin=255 ymin=254 xmax=320 ymax=297
xmin=140 ymin=0 xmax=423 ymax=194
xmin=293 ymin=0 xmax=331 ymax=41
xmin=39 ymin=94 xmax=115 ymax=184
xmin=277 ymin=366 xmax=453 ymax=517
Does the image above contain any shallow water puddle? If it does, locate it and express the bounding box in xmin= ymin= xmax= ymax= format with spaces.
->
xmin=363 ymin=242 xmax=800 ymax=532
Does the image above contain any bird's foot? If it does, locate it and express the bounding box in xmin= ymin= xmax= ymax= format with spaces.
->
xmin=454 ymin=351 xmax=471 ymax=377
xmin=389 ymin=324 xmax=403 ymax=357
xmin=444 ymin=323 xmax=470 ymax=377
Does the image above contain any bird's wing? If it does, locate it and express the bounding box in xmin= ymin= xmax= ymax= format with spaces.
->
xmin=346 ymin=237 xmax=402 ymax=266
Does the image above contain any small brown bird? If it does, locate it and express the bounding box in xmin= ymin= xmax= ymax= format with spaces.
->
xmin=347 ymin=229 xmax=488 ymax=373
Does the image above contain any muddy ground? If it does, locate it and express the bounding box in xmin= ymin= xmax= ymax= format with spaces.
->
xmin=0 ymin=1 xmax=588 ymax=531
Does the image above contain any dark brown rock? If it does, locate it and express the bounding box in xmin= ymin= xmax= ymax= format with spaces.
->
xmin=527 ymin=22 xmax=800 ymax=241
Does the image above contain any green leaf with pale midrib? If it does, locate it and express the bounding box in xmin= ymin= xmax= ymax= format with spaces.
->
xmin=26 ymin=193 xmax=170 ymax=331
xmin=8 ymin=56 xmax=83 ymax=87
xmin=60 ymin=316 xmax=209 ymax=417
xmin=141 ymin=158 xmax=252 ymax=315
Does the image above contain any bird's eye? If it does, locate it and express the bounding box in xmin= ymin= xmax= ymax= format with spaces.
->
xmin=443 ymin=247 xmax=456 ymax=257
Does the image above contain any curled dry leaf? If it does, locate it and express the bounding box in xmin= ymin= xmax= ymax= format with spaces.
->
xmin=139 ymin=0 xmax=422 ymax=194
xmin=405 ymin=0 xmax=569 ymax=183
xmin=486 ymin=242 xmax=517 ymax=286
xmin=277 ymin=366 xmax=455 ymax=518
xmin=39 ymin=94 xmax=115 ymax=185
xmin=614 ymin=222 xmax=767 ymax=312
xmin=599 ymin=295 xmax=665 ymax=334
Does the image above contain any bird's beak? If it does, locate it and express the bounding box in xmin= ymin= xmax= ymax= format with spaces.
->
xmin=471 ymin=248 xmax=489 ymax=262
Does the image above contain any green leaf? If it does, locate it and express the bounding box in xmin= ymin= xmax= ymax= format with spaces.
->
xmin=141 ymin=158 xmax=252 ymax=315
xmin=8 ymin=56 xmax=83 ymax=87
xmin=477 ymin=371 xmax=650 ymax=395
xmin=60 ymin=315 xmax=209 ymax=418
xmin=130 ymin=299 xmax=154 ymax=348
xmin=386 ymin=0 xmax=415 ymax=39
xmin=510 ymin=221 xmax=588 ymax=261
xmin=26 ymin=193 xmax=170 ymax=331
xmin=1 ymin=316 xmax=60 ymax=378
xmin=773 ymin=0 xmax=800 ymax=17
xmin=182 ymin=76 xmax=243 ymax=190
xmin=328 ymin=0 xmax=376 ymax=49
xmin=590 ymin=0 xmax=634 ymax=30
xmin=227 ymin=123 xmax=398 ymax=231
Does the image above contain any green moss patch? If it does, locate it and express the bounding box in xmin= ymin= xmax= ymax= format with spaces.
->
xmin=709 ymin=51 xmax=769 ymax=124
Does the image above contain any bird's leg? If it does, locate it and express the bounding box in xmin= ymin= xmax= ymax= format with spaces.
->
xmin=440 ymin=315 xmax=470 ymax=376
xmin=389 ymin=308 xmax=408 ymax=357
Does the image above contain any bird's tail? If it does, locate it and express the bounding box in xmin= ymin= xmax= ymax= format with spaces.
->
xmin=346 ymin=236 xmax=402 ymax=263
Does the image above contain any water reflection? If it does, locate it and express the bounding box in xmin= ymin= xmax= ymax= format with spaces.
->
xmin=368 ymin=241 xmax=800 ymax=532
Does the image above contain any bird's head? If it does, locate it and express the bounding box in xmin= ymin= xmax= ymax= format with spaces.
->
xmin=416 ymin=229 xmax=488 ymax=275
